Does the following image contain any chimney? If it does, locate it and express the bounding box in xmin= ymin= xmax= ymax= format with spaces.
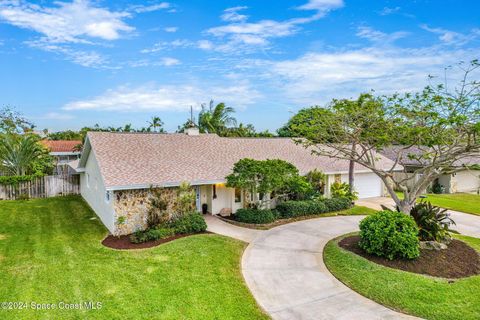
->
xmin=185 ymin=127 xmax=200 ymax=136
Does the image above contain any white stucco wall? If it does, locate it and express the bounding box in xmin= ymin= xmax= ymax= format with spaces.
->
xmin=209 ymin=184 xmax=243 ymax=215
xmin=450 ymin=170 xmax=480 ymax=193
xmin=80 ymin=151 xmax=115 ymax=233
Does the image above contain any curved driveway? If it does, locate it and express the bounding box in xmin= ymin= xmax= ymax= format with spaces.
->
xmin=241 ymin=216 xmax=418 ymax=320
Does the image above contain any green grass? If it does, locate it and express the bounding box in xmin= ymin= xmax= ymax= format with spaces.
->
xmin=324 ymin=233 xmax=480 ymax=320
xmin=395 ymin=192 xmax=480 ymax=216
xmin=322 ymin=205 xmax=377 ymax=217
xmin=0 ymin=196 xmax=268 ymax=320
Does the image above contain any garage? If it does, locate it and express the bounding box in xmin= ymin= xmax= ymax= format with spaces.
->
xmin=339 ymin=172 xmax=383 ymax=199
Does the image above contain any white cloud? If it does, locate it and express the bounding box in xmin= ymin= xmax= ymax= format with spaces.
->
xmin=141 ymin=39 xmax=195 ymax=53
xmin=131 ymin=2 xmax=170 ymax=13
xmin=164 ymin=26 xmax=178 ymax=32
xmin=270 ymin=46 xmax=477 ymax=105
xmin=356 ymin=26 xmax=408 ymax=43
xmin=296 ymin=0 xmax=344 ymax=12
xmin=0 ymin=0 xmax=134 ymax=43
xmin=197 ymin=39 xmax=213 ymax=50
xmin=421 ymin=24 xmax=479 ymax=45
xmin=159 ymin=57 xmax=180 ymax=66
xmin=221 ymin=6 xmax=248 ymax=22
xmin=27 ymin=40 xmax=107 ymax=68
xmin=379 ymin=6 xmax=400 ymax=16
xmin=63 ymin=82 xmax=261 ymax=112
xmin=205 ymin=0 xmax=344 ymax=52
xmin=41 ymin=112 xmax=74 ymax=120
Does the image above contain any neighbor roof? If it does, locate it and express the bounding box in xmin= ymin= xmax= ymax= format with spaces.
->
xmin=41 ymin=140 xmax=82 ymax=153
xmin=381 ymin=145 xmax=480 ymax=167
xmin=80 ymin=132 xmax=399 ymax=190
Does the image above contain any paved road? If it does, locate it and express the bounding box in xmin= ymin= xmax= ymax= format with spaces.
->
xmin=242 ymin=216 xmax=418 ymax=320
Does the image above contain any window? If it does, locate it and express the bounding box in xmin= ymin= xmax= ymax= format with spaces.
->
xmin=213 ymin=185 xmax=217 ymax=199
xmin=86 ymin=173 xmax=90 ymax=188
xmin=259 ymin=193 xmax=264 ymax=201
xmin=234 ymin=188 xmax=241 ymax=203
xmin=105 ymin=191 xmax=111 ymax=203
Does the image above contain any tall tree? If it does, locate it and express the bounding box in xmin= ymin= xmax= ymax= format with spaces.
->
xmin=292 ymin=60 xmax=480 ymax=213
xmin=0 ymin=106 xmax=33 ymax=134
xmin=198 ymin=100 xmax=237 ymax=134
xmin=147 ymin=116 xmax=165 ymax=133
xmin=0 ymin=134 xmax=53 ymax=176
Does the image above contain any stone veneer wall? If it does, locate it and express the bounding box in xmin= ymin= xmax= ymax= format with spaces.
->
xmin=113 ymin=188 xmax=180 ymax=236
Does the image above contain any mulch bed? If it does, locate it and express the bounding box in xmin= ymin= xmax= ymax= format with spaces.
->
xmin=102 ymin=232 xmax=210 ymax=250
xmin=339 ymin=235 xmax=480 ymax=279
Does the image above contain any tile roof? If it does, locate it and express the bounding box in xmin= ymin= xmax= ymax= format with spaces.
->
xmin=83 ymin=132 xmax=398 ymax=189
xmin=41 ymin=140 xmax=82 ymax=153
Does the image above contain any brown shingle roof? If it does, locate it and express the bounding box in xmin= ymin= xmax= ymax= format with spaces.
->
xmin=83 ymin=132 xmax=398 ymax=189
xmin=41 ymin=140 xmax=82 ymax=153
xmin=381 ymin=145 xmax=480 ymax=167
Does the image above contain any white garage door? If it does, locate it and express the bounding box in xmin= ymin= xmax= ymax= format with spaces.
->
xmin=353 ymin=173 xmax=382 ymax=199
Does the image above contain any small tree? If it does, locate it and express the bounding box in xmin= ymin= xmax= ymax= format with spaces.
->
xmin=305 ymin=169 xmax=326 ymax=194
xmin=292 ymin=60 xmax=480 ymax=213
xmin=175 ymin=182 xmax=196 ymax=217
xmin=147 ymin=187 xmax=170 ymax=228
xmin=226 ymin=158 xmax=310 ymax=207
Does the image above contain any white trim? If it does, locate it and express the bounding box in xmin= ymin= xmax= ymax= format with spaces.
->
xmin=105 ymin=179 xmax=227 ymax=191
xmin=50 ymin=152 xmax=81 ymax=156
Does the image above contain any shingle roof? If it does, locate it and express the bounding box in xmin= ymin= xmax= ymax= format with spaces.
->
xmin=82 ymin=132 xmax=398 ymax=189
xmin=41 ymin=140 xmax=82 ymax=153
xmin=381 ymin=145 xmax=480 ymax=167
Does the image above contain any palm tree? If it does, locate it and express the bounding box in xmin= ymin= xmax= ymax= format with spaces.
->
xmin=0 ymin=134 xmax=46 ymax=176
xmin=147 ymin=116 xmax=164 ymax=133
xmin=198 ymin=100 xmax=236 ymax=134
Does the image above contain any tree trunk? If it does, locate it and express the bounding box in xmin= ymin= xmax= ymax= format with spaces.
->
xmin=397 ymin=199 xmax=414 ymax=214
xmin=348 ymin=142 xmax=355 ymax=193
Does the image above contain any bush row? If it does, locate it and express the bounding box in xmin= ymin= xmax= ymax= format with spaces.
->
xmin=130 ymin=212 xmax=207 ymax=244
xmin=276 ymin=197 xmax=351 ymax=218
xmin=235 ymin=208 xmax=278 ymax=224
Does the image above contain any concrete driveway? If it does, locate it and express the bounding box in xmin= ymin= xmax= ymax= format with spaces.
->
xmin=242 ymin=216 xmax=418 ymax=320
xmin=357 ymin=197 xmax=480 ymax=237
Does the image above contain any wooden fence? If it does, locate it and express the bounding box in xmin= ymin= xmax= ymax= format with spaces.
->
xmin=0 ymin=175 xmax=80 ymax=200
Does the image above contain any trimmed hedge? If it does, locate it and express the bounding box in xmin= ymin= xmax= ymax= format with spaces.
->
xmin=276 ymin=198 xmax=351 ymax=218
xmin=359 ymin=210 xmax=420 ymax=260
xmin=169 ymin=212 xmax=207 ymax=234
xmin=235 ymin=208 xmax=278 ymax=224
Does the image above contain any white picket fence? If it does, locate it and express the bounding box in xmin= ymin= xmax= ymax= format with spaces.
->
xmin=0 ymin=175 xmax=80 ymax=200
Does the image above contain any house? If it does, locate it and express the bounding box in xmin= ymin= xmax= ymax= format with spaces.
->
xmin=40 ymin=140 xmax=82 ymax=175
xmin=381 ymin=145 xmax=480 ymax=194
xmin=77 ymin=129 xmax=399 ymax=235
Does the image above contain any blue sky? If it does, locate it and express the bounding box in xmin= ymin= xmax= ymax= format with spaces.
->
xmin=1 ymin=0 xmax=479 ymax=133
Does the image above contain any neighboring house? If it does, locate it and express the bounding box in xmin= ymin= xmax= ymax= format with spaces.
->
xmin=77 ymin=129 xmax=399 ymax=235
xmin=381 ymin=145 xmax=480 ymax=194
xmin=40 ymin=140 xmax=82 ymax=175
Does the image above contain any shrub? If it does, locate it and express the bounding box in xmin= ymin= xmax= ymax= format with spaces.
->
xmin=323 ymin=197 xmax=352 ymax=212
xmin=276 ymin=200 xmax=327 ymax=218
xmin=330 ymin=182 xmax=358 ymax=201
xmin=359 ymin=210 xmax=420 ymax=260
xmin=168 ymin=212 xmax=207 ymax=234
xmin=410 ymin=201 xmax=455 ymax=242
xmin=130 ymin=227 xmax=175 ymax=244
xmin=234 ymin=208 xmax=277 ymax=224
xmin=276 ymin=198 xmax=351 ymax=218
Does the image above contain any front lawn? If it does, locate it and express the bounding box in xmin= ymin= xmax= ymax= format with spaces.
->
xmin=395 ymin=192 xmax=480 ymax=216
xmin=0 ymin=196 xmax=268 ymax=320
xmin=324 ymin=233 xmax=480 ymax=320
